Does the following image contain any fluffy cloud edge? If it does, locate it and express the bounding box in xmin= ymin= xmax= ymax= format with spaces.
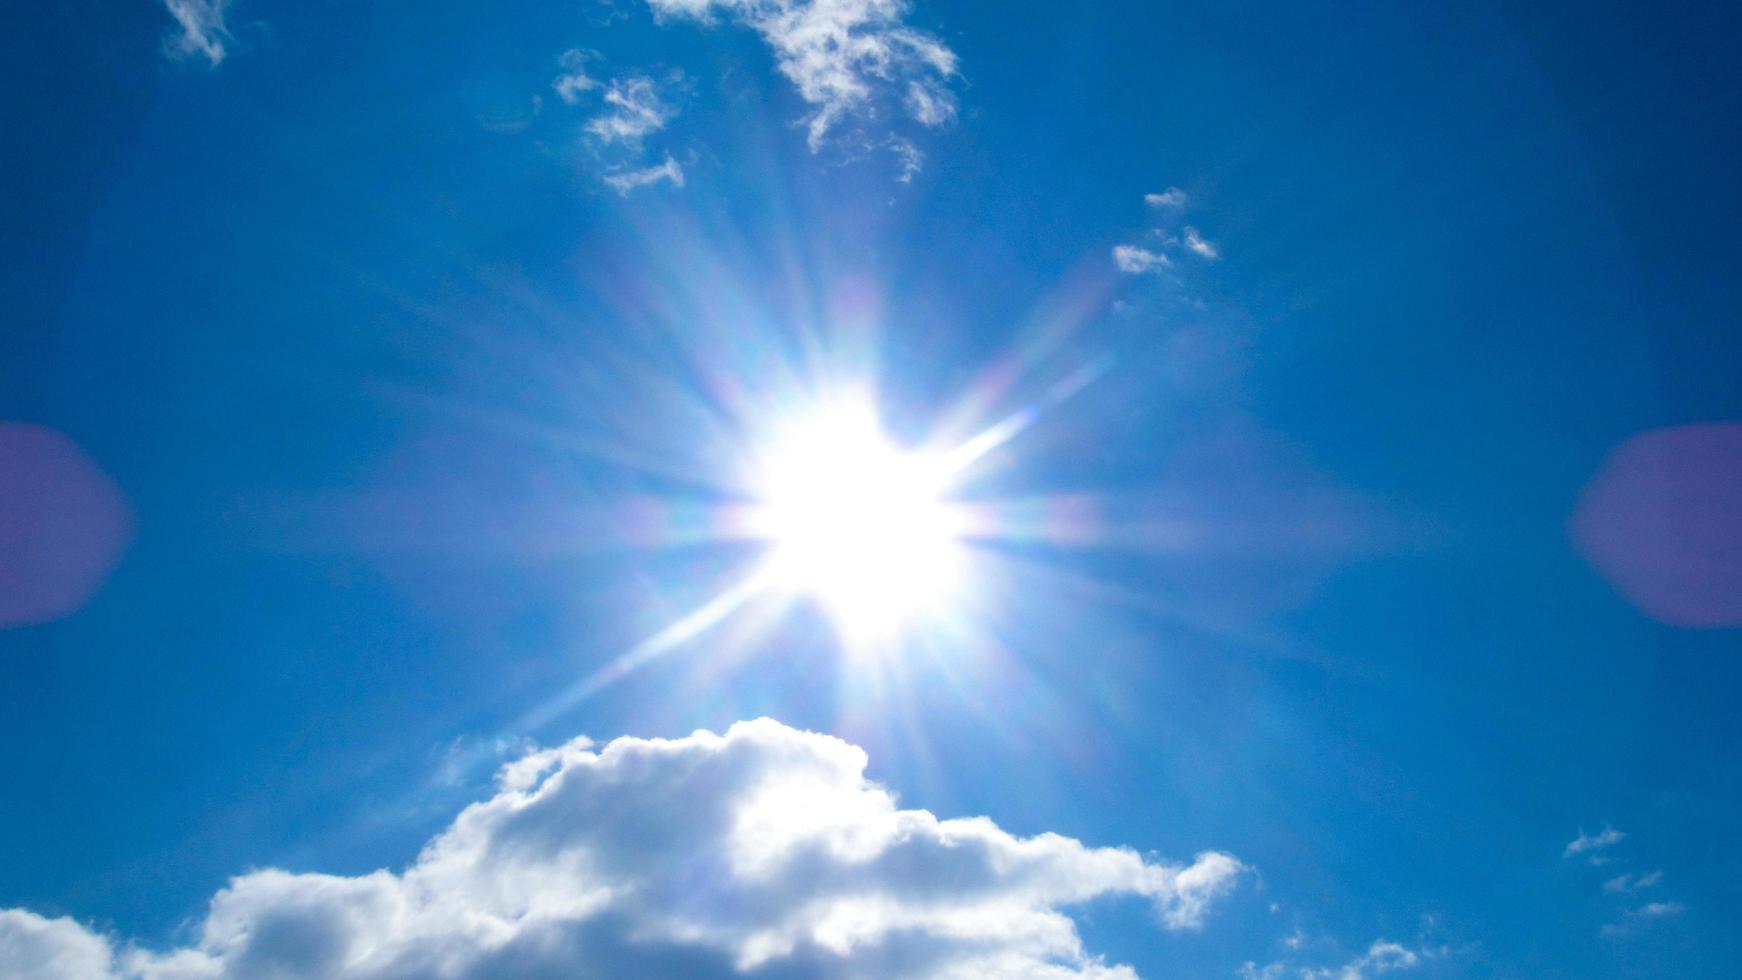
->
xmin=3 ymin=718 xmax=1243 ymax=979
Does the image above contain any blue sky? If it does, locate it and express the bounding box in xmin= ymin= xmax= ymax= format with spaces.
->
xmin=3 ymin=0 xmax=1741 ymax=976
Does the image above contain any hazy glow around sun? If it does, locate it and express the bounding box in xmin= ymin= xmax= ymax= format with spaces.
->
xmin=747 ymin=401 xmax=967 ymax=641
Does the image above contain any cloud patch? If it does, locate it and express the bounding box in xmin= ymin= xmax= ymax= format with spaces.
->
xmin=1299 ymin=940 xmax=1423 ymax=979
xmin=161 ymin=0 xmax=230 ymax=65
xmin=552 ymin=48 xmax=603 ymax=104
xmin=1115 ymin=188 xmax=1224 ymax=276
xmin=1144 ymin=187 xmax=1187 ymax=210
xmin=604 ymin=154 xmax=687 ymax=194
xmin=0 ymin=911 xmax=116 ymax=980
xmin=2 ymin=719 xmax=1242 ymax=979
xmin=1183 ymin=227 xmax=1220 ymax=260
xmin=1601 ymin=870 xmax=1662 ymax=895
xmin=1563 ymin=826 xmax=1624 ymax=864
xmin=1113 ymin=244 xmax=1170 ymax=275
xmin=548 ymin=52 xmax=685 ymax=193
xmin=1600 ymin=901 xmax=1684 ymax=940
xmin=643 ymin=0 xmax=959 ymax=151
xmin=587 ymin=75 xmax=680 ymax=146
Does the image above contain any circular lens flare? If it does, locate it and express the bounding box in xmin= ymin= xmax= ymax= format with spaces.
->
xmin=749 ymin=402 xmax=965 ymax=642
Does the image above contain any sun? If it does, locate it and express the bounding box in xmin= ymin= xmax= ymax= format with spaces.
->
xmin=746 ymin=400 xmax=968 ymax=642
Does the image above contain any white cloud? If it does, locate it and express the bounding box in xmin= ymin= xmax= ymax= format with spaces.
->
xmin=1245 ymin=934 xmax=1444 ymax=980
xmin=1601 ymin=870 xmax=1663 ymax=894
xmin=1601 ymin=901 xmax=1684 ymax=939
xmin=644 ymin=0 xmax=959 ymax=151
xmin=1144 ymin=187 xmax=1187 ymax=210
xmin=603 ymin=154 xmax=687 ymax=194
xmin=552 ymin=48 xmax=603 ymax=104
xmin=1299 ymin=940 xmax=1424 ymax=980
xmin=2 ymin=719 xmax=1242 ymax=979
xmin=0 ymin=910 xmax=116 ymax=980
xmin=1113 ymin=244 xmax=1170 ymax=275
xmin=906 ymin=78 xmax=955 ymax=126
xmin=1183 ymin=226 xmax=1220 ymax=260
xmin=890 ymin=137 xmax=924 ymax=183
xmin=1564 ymin=826 xmax=1624 ymax=863
xmin=161 ymin=0 xmax=230 ymax=65
xmin=587 ymin=75 xmax=679 ymax=146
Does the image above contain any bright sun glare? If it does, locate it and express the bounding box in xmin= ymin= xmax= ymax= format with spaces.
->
xmin=748 ymin=402 xmax=967 ymax=641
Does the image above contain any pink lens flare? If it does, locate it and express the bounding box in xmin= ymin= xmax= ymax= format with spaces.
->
xmin=0 ymin=423 xmax=134 ymax=627
xmin=1571 ymin=423 xmax=1742 ymax=629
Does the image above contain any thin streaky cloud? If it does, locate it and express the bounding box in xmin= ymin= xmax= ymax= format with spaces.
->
xmin=588 ymin=75 xmax=679 ymax=146
xmin=161 ymin=0 xmax=230 ymax=65
xmin=603 ymin=154 xmax=686 ymax=194
xmin=1601 ymin=900 xmax=1685 ymax=939
xmin=553 ymin=48 xmax=603 ymax=104
xmin=1249 ymin=937 xmax=1440 ymax=980
xmin=1301 ymin=940 xmax=1425 ymax=979
xmin=1564 ymin=825 xmax=1624 ymax=861
xmin=890 ymin=138 xmax=924 ymax=183
xmin=643 ymin=0 xmax=960 ymax=152
xmin=1602 ymin=870 xmax=1663 ymax=894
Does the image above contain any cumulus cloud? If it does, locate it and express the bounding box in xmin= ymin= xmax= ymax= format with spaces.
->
xmin=1144 ymin=187 xmax=1187 ymax=210
xmin=2 ymin=719 xmax=1242 ymax=979
xmin=644 ymin=0 xmax=959 ymax=151
xmin=604 ymin=154 xmax=687 ymax=194
xmin=1563 ymin=826 xmax=1624 ymax=864
xmin=552 ymin=48 xmax=603 ymax=104
xmin=1113 ymin=244 xmax=1170 ymax=275
xmin=0 ymin=910 xmax=116 ymax=980
xmin=161 ymin=0 xmax=230 ymax=65
xmin=1183 ymin=227 xmax=1220 ymax=260
xmin=587 ymin=75 xmax=680 ymax=146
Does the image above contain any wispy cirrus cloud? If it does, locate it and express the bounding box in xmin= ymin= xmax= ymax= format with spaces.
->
xmin=1602 ymin=870 xmax=1663 ymax=894
xmin=1563 ymin=825 xmax=1683 ymax=939
xmin=0 ymin=719 xmax=1243 ymax=979
xmin=604 ymin=154 xmax=687 ymax=194
xmin=1300 ymin=940 xmax=1425 ymax=979
xmin=161 ymin=0 xmax=231 ymax=65
xmin=643 ymin=0 xmax=960 ymax=152
xmin=587 ymin=75 xmax=681 ymax=146
xmin=549 ymin=51 xmax=685 ymax=193
xmin=1241 ymin=938 xmax=1440 ymax=980
xmin=552 ymin=48 xmax=603 ymax=104
xmin=1563 ymin=825 xmax=1625 ymax=864
xmin=1600 ymin=901 xmax=1684 ymax=940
